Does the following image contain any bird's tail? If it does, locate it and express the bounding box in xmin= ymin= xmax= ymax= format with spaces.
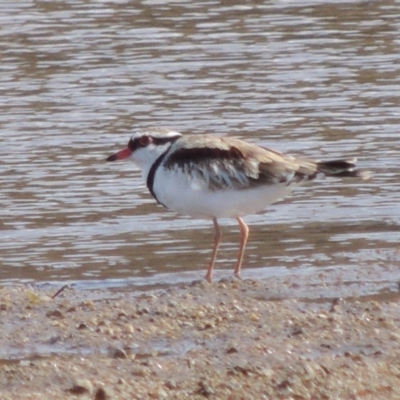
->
xmin=316 ymin=158 xmax=370 ymax=180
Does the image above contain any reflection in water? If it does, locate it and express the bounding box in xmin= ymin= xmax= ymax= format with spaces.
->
xmin=0 ymin=1 xmax=399 ymax=295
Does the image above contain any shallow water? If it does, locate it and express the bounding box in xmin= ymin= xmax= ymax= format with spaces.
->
xmin=0 ymin=0 xmax=399 ymax=296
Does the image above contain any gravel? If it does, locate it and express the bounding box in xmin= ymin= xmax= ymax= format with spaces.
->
xmin=0 ymin=277 xmax=400 ymax=399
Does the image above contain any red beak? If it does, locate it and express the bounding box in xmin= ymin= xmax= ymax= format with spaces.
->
xmin=106 ymin=148 xmax=132 ymax=161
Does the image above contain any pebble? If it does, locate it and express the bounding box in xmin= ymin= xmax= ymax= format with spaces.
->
xmin=110 ymin=347 xmax=127 ymax=359
xmin=0 ymin=283 xmax=399 ymax=399
xmin=67 ymin=379 xmax=93 ymax=395
xmin=94 ymin=387 xmax=111 ymax=400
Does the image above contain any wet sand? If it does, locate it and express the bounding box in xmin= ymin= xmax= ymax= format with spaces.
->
xmin=1 ymin=273 xmax=400 ymax=400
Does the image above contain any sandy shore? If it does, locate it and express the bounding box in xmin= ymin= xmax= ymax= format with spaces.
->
xmin=1 ymin=276 xmax=400 ymax=400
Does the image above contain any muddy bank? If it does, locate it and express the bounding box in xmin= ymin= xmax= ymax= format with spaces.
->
xmin=1 ymin=277 xmax=400 ymax=399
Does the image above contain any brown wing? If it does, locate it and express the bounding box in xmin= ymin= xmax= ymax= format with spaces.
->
xmin=224 ymin=137 xmax=321 ymax=185
xmin=162 ymin=135 xmax=319 ymax=191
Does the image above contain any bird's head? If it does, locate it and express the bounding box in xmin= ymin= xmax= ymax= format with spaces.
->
xmin=107 ymin=127 xmax=182 ymax=177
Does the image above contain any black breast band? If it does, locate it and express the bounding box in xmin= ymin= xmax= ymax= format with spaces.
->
xmin=146 ymin=150 xmax=170 ymax=207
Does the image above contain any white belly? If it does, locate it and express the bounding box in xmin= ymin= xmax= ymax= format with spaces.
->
xmin=152 ymin=168 xmax=293 ymax=218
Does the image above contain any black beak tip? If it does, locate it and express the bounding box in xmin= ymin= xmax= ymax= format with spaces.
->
xmin=106 ymin=154 xmax=117 ymax=162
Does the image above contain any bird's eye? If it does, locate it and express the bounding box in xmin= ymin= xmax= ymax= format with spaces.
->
xmin=139 ymin=135 xmax=152 ymax=146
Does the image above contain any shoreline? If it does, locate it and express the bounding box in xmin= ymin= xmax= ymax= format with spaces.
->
xmin=1 ymin=277 xmax=400 ymax=399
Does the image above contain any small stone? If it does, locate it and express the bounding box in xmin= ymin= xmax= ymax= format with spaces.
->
xmin=233 ymin=304 xmax=244 ymax=312
xmin=82 ymin=300 xmax=94 ymax=308
xmin=330 ymin=298 xmax=342 ymax=312
xmin=132 ymin=367 xmax=148 ymax=377
xmin=165 ymin=380 xmax=177 ymax=389
xmin=104 ymin=327 xmax=114 ymax=336
xmin=151 ymin=388 xmax=168 ymax=398
xmin=218 ymin=277 xmax=232 ymax=284
xmin=196 ymin=381 xmax=214 ymax=397
xmin=124 ymin=324 xmax=135 ymax=334
xmin=117 ymin=311 xmax=127 ymax=319
xmin=67 ymin=379 xmax=93 ymax=395
xmin=94 ymin=387 xmax=111 ymax=400
xmin=189 ymin=279 xmax=204 ymax=287
xmin=168 ymin=300 xmax=178 ymax=308
xmin=110 ymin=347 xmax=127 ymax=359
xmin=249 ymin=312 xmax=259 ymax=322
xmin=203 ymin=322 xmax=213 ymax=330
xmin=389 ymin=332 xmax=400 ymax=341
xmin=226 ymin=346 xmax=239 ymax=354
xmin=137 ymin=307 xmax=150 ymax=315
xmin=46 ymin=309 xmax=64 ymax=319
xmin=19 ymin=360 xmax=31 ymax=367
xmin=46 ymin=335 xmax=61 ymax=344
xmin=194 ymin=310 xmax=205 ymax=319
xmin=291 ymin=327 xmax=303 ymax=336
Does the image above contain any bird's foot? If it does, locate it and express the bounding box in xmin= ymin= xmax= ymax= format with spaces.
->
xmin=233 ymin=272 xmax=243 ymax=281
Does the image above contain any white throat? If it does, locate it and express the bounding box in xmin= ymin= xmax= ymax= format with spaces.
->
xmin=132 ymin=142 xmax=173 ymax=181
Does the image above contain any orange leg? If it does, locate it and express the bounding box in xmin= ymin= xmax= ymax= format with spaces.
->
xmin=233 ymin=217 xmax=249 ymax=279
xmin=205 ymin=217 xmax=222 ymax=283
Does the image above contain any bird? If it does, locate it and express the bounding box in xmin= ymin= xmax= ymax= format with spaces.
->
xmin=106 ymin=127 xmax=369 ymax=282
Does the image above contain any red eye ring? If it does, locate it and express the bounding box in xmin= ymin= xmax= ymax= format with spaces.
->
xmin=139 ymin=135 xmax=151 ymax=146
